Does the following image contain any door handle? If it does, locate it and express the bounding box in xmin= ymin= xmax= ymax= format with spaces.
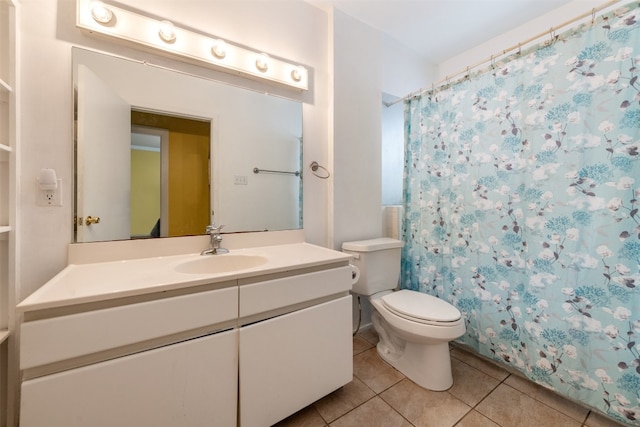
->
xmin=85 ymin=216 xmax=101 ymax=226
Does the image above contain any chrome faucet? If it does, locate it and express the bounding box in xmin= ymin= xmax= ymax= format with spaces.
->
xmin=201 ymin=223 xmax=229 ymax=255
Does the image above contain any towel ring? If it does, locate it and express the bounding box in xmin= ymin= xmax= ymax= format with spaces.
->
xmin=309 ymin=161 xmax=330 ymax=179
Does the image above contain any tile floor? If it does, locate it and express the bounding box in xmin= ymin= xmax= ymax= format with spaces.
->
xmin=275 ymin=328 xmax=629 ymax=427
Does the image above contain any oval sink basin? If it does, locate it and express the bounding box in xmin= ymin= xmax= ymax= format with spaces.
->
xmin=175 ymin=254 xmax=268 ymax=274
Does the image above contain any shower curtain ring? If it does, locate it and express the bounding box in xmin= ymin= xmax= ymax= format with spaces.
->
xmin=591 ymin=8 xmax=596 ymax=24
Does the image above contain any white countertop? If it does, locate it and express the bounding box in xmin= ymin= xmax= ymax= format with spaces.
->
xmin=18 ymin=243 xmax=352 ymax=312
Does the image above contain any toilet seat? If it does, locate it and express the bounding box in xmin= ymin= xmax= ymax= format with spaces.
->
xmin=381 ymin=290 xmax=461 ymax=326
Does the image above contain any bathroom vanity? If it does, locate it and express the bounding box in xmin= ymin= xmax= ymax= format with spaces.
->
xmin=17 ymin=233 xmax=353 ymax=427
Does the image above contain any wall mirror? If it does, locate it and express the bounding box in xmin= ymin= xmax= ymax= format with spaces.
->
xmin=73 ymin=47 xmax=303 ymax=243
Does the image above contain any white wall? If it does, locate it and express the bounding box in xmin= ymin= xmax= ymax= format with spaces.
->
xmin=18 ymin=0 xmax=329 ymax=302
xmin=382 ymin=34 xmax=435 ymax=98
xmin=329 ymin=11 xmax=435 ymax=330
xmin=330 ymin=9 xmax=383 ymax=248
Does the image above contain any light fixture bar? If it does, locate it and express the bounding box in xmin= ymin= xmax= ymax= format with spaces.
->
xmin=76 ymin=0 xmax=308 ymax=90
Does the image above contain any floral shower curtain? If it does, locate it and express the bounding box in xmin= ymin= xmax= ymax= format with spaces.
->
xmin=402 ymin=3 xmax=640 ymax=424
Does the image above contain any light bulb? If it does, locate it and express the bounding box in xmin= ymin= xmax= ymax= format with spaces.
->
xmin=211 ymin=40 xmax=227 ymax=59
xmin=90 ymin=2 xmax=113 ymax=25
xmin=255 ymin=54 xmax=269 ymax=72
xmin=291 ymin=66 xmax=304 ymax=82
xmin=158 ymin=20 xmax=176 ymax=43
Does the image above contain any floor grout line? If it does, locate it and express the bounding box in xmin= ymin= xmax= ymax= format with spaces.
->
xmin=449 ymin=348 xmax=603 ymax=426
xmin=500 ymin=377 xmax=595 ymax=425
xmin=445 ymin=357 xmax=512 ymax=427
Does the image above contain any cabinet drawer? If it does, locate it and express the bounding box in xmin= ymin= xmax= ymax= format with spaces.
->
xmin=239 ymin=266 xmax=351 ymax=318
xmin=21 ymin=286 xmax=238 ymax=370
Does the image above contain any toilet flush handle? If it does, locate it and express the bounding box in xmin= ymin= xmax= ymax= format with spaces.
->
xmin=350 ymin=264 xmax=360 ymax=285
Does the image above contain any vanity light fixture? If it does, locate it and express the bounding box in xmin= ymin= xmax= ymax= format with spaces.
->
xmin=211 ymin=39 xmax=227 ymax=60
xmin=90 ymin=1 xmax=113 ymax=25
xmin=76 ymin=0 xmax=308 ymax=90
xmin=158 ymin=20 xmax=176 ymax=44
xmin=255 ymin=54 xmax=269 ymax=73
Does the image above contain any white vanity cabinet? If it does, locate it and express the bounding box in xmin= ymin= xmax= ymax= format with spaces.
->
xmin=17 ymin=240 xmax=355 ymax=427
xmin=19 ymin=282 xmax=239 ymax=427
xmin=238 ymin=266 xmax=353 ymax=427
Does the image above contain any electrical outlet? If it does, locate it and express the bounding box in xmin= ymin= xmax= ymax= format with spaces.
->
xmin=36 ymin=179 xmax=63 ymax=207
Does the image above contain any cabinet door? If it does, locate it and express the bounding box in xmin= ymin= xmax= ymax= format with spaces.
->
xmin=20 ymin=330 xmax=237 ymax=427
xmin=239 ymin=296 xmax=352 ymax=427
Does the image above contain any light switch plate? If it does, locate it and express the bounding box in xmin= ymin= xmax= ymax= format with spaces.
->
xmin=234 ymin=175 xmax=248 ymax=185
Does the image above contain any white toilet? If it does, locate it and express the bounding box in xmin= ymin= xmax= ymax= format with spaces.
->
xmin=342 ymin=237 xmax=466 ymax=391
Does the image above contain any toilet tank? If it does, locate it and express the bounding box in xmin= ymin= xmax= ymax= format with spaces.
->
xmin=342 ymin=238 xmax=404 ymax=296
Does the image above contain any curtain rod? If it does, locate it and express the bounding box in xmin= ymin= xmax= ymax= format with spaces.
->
xmin=385 ymin=0 xmax=623 ymax=107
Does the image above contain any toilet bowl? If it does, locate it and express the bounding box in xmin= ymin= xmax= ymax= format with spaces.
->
xmin=370 ymin=289 xmax=465 ymax=391
xmin=342 ymin=238 xmax=466 ymax=391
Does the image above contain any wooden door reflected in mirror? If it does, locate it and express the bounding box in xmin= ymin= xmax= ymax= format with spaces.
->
xmin=131 ymin=111 xmax=211 ymax=239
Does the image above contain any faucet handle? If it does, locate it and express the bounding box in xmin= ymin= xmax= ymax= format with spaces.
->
xmin=206 ymin=223 xmax=224 ymax=233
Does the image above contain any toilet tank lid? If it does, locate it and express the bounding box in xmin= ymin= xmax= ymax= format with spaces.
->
xmin=342 ymin=237 xmax=404 ymax=252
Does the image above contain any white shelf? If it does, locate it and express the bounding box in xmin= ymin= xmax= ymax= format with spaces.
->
xmin=0 ymin=226 xmax=10 ymax=234
xmin=0 ymin=330 xmax=7 ymax=345
xmin=0 ymin=143 xmax=10 ymax=152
